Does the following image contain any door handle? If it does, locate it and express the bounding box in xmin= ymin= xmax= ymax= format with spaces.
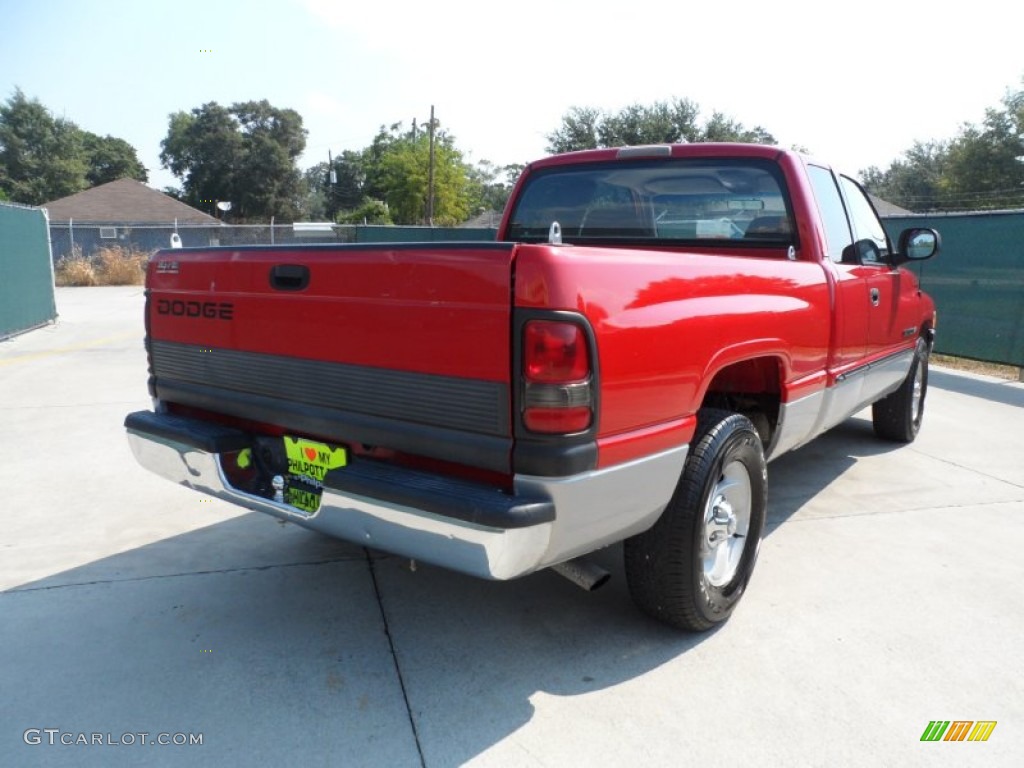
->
xmin=870 ymin=288 xmax=880 ymax=306
xmin=269 ymin=264 xmax=310 ymax=291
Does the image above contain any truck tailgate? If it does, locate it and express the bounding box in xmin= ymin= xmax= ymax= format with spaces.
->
xmin=146 ymin=243 xmax=516 ymax=472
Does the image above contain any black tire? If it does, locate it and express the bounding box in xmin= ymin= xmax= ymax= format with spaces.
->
xmin=872 ymin=337 xmax=929 ymax=443
xmin=624 ymin=409 xmax=767 ymax=632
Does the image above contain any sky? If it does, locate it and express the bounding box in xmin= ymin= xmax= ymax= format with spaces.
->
xmin=2 ymin=0 xmax=1022 ymax=195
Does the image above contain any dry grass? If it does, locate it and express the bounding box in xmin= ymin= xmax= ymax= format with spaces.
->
xmin=94 ymin=246 xmax=147 ymax=285
xmin=54 ymin=252 xmax=97 ymax=286
xmin=932 ymin=354 xmax=1021 ymax=381
xmin=54 ymin=245 xmax=150 ymax=287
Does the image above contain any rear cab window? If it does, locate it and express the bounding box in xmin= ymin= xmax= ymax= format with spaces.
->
xmin=503 ymin=158 xmax=796 ymax=250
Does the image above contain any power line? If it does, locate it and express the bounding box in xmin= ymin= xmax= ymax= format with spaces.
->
xmin=894 ymin=187 xmax=1024 ymax=202
xmin=871 ymin=188 xmax=1024 ymax=209
xmin=896 ymin=198 xmax=1024 ymax=209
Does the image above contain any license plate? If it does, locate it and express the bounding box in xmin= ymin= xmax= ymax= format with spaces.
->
xmin=281 ymin=436 xmax=348 ymax=513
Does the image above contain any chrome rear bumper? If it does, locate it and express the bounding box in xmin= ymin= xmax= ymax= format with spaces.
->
xmin=126 ymin=412 xmax=687 ymax=580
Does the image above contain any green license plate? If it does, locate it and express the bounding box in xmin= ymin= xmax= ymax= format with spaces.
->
xmin=281 ymin=436 xmax=348 ymax=513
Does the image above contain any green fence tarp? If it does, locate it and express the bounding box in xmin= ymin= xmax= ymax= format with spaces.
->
xmin=353 ymin=226 xmax=496 ymax=243
xmin=1 ymin=203 xmax=57 ymax=339
xmin=884 ymin=212 xmax=1024 ymax=367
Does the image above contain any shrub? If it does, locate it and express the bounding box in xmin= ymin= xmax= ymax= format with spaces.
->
xmin=94 ymin=245 xmax=147 ymax=285
xmin=54 ymin=251 xmax=97 ymax=286
xmin=338 ymin=198 xmax=392 ymax=225
xmin=54 ymin=245 xmax=151 ymax=287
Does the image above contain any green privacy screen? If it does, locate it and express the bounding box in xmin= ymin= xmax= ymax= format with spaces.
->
xmin=1 ymin=203 xmax=57 ymax=339
xmin=883 ymin=212 xmax=1024 ymax=367
xmin=353 ymin=226 xmax=496 ymax=243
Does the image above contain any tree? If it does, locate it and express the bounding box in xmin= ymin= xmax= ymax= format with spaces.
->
xmin=465 ymin=160 xmax=520 ymax=216
xmin=161 ymin=103 xmax=240 ymax=215
xmin=231 ymin=100 xmax=306 ymax=220
xmin=546 ymin=106 xmax=602 ymax=154
xmin=942 ymin=101 xmax=1024 ymax=209
xmin=331 ymin=150 xmax=367 ymax=212
xmin=0 ymin=88 xmax=87 ymax=204
xmin=160 ymin=99 xmax=307 ymax=221
xmin=339 ymin=198 xmax=391 ymax=225
xmin=82 ymin=133 xmax=148 ymax=186
xmin=0 ymin=89 xmax=147 ymax=204
xmin=862 ymin=78 xmax=1024 ymax=211
xmin=546 ymin=98 xmax=775 ymax=154
xmin=301 ymin=119 xmax=519 ymax=226
xmin=361 ymin=121 xmax=470 ymax=225
xmin=302 ymin=150 xmax=368 ymax=222
xmin=701 ymin=111 xmax=775 ymax=144
xmin=861 ymin=141 xmax=949 ymax=211
xmin=597 ymin=99 xmax=703 ymax=146
xmin=299 ymin=162 xmax=330 ymax=220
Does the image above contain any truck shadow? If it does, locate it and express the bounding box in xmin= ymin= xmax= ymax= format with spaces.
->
xmin=764 ymin=415 xmax=893 ymax=533
xmin=929 ymin=368 xmax=1024 ymax=409
xmin=3 ymin=414 xmax=911 ymax=766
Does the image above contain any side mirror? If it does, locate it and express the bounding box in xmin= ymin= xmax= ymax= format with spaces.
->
xmin=892 ymin=228 xmax=939 ymax=266
xmin=841 ymin=238 xmax=882 ymax=265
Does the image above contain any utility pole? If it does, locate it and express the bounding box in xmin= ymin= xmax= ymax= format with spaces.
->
xmin=327 ymin=149 xmax=336 ymax=220
xmin=426 ymin=104 xmax=436 ymax=227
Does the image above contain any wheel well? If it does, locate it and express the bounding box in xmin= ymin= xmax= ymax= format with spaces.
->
xmin=701 ymin=357 xmax=783 ymax=447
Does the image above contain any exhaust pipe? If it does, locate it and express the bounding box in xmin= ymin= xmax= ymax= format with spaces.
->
xmin=550 ymin=557 xmax=611 ymax=592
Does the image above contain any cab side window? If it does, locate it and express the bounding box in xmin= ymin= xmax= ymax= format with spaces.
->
xmin=807 ymin=165 xmax=853 ymax=263
xmin=839 ymin=176 xmax=890 ymax=263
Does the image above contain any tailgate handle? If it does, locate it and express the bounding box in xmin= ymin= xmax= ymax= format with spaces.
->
xmin=269 ymin=264 xmax=309 ymax=291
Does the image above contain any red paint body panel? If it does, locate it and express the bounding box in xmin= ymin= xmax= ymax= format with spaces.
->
xmin=497 ymin=144 xmax=936 ymax=467
xmin=512 ymin=244 xmax=832 ymax=466
xmin=148 ymin=245 xmax=514 ymax=382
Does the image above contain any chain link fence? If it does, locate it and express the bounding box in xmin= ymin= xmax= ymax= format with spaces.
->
xmin=41 ymin=215 xmax=1024 ymax=367
xmin=48 ymin=223 xmax=499 ymax=262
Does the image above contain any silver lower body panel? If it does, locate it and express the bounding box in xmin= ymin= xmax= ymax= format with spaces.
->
xmin=767 ymin=348 xmax=914 ymax=460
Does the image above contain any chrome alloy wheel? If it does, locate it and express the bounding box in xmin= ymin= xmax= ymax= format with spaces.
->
xmin=912 ymin=360 xmax=925 ymax=420
xmin=701 ymin=460 xmax=752 ymax=587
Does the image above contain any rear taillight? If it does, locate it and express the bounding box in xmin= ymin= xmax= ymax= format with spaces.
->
xmin=522 ymin=320 xmax=593 ymax=434
xmin=144 ymin=290 xmax=157 ymax=398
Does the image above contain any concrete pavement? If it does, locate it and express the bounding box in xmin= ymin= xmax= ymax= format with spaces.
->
xmin=2 ymin=287 xmax=1022 ymax=767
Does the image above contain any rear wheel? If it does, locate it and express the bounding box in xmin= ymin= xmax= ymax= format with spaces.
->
xmin=624 ymin=409 xmax=767 ymax=631
xmin=873 ymin=337 xmax=929 ymax=443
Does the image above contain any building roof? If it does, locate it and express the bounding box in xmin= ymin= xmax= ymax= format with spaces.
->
xmin=43 ymin=178 xmax=220 ymax=224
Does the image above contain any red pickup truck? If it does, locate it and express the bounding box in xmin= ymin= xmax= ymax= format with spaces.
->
xmin=125 ymin=143 xmax=938 ymax=631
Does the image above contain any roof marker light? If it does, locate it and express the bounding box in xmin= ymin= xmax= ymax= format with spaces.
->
xmin=616 ymin=145 xmax=674 ymax=159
